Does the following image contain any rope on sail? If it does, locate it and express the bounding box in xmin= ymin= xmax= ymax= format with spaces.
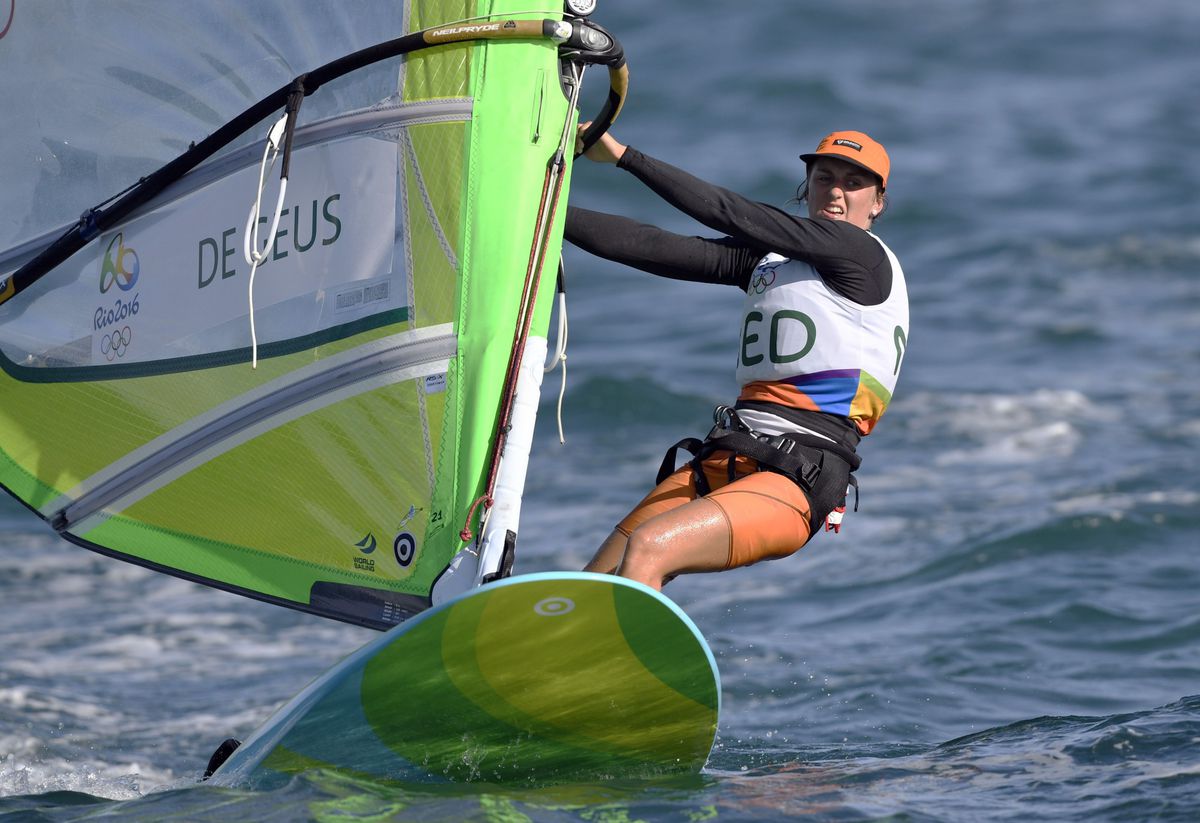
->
xmin=242 ymin=80 xmax=306 ymax=368
xmin=243 ymin=115 xmax=289 ymax=368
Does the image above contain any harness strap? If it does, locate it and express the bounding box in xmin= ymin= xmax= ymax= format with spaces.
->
xmin=655 ymin=406 xmax=862 ymax=509
xmin=772 ymin=431 xmax=862 ymax=471
xmin=656 ymin=437 xmax=705 ymax=487
xmin=655 ymin=429 xmax=829 ymax=498
xmin=701 ymin=428 xmax=824 ymax=492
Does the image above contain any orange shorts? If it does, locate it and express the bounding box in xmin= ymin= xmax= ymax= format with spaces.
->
xmin=615 ymin=451 xmax=815 ymax=570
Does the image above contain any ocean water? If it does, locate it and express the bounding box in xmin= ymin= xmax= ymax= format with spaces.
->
xmin=3 ymin=0 xmax=1200 ymax=820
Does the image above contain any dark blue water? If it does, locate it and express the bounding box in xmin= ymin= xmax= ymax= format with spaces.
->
xmin=4 ymin=0 xmax=1200 ymax=819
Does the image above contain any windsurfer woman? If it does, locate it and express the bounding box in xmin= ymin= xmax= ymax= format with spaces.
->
xmin=565 ymin=128 xmax=909 ymax=591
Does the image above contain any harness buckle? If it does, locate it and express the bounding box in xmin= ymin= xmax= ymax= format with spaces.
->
xmin=799 ymin=459 xmax=821 ymax=489
xmin=763 ymin=434 xmax=796 ymax=455
xmin=713 ymin=404 xmax=736 ymax=429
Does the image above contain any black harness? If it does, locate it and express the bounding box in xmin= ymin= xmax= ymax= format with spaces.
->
xmin=657 ymin=405 xmax=862 ymax=510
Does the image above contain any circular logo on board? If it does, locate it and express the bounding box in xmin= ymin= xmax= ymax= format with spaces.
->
xmin=393 ymin=532 xmax=416 ymax=567
xmin=533 ymin=597 xmax=575 ymax=617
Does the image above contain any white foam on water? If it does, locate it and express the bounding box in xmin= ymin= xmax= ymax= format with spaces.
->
xmin=936 ymin=419 xmax=1082 ymax=466
xmin=0 ymin=751 xmax=175 ymax=801
xmin=1052 ymin=488 xmax=1200 ymax=518
xmin=900 ymin=388 xmax=1103 ymax=463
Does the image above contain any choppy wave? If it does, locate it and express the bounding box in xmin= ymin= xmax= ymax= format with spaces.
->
xmin=5 ymin=697 xmax=1197 ymax=820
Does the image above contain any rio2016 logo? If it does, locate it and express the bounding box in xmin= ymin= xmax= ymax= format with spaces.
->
xmin=100 ymin=233 xmax=139 ymax=294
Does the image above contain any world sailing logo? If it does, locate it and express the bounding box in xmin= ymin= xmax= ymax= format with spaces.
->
xmin=353 ymin=532 xmax=377 ymax=573
xmin=99 ymin=233 xmax=139 ymax=293
xmin=354 ymin=533 xmax=377 ymax=554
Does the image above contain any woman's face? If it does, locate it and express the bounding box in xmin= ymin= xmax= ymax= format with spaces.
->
xmin=805 ymin=157 xmax=884 ymax=229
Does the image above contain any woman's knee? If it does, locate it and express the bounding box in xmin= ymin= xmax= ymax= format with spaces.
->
xmin=620 ymin=503 xmax=732 ymax=580
xmin=619 ymin=526 xmax=666 ymax=572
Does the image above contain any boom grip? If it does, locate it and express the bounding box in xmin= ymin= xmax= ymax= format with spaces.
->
xmin=575 ymin=62 xmax=629 ymax=158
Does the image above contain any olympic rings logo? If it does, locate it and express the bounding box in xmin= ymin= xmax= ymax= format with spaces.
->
xmin=100 ymin=326 xmax=132 ymax=361
xmin=751 ymin=269 xmax=776 ymax=294
xmin=751 ymin=261 xmax=783 ymax=294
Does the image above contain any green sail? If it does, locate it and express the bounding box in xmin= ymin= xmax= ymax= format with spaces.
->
xmin=0 ymin=0 xmax=579 ymax=628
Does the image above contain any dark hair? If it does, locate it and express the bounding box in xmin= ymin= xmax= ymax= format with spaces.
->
xmin=789 ymin=180 xmax=809 ymax=208
xmin=789 ymin=167 xmax=888 ymax=222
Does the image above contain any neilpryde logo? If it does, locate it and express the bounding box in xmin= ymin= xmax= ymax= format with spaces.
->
xmin=100 ymin=233 xmax=139 ymax=294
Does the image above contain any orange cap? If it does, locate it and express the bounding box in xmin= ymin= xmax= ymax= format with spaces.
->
xmin=800 ymin=130 xmax=890 ymax=189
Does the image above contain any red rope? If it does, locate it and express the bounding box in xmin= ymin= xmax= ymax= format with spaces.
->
xmin=482 ymin=158 xmax=565 ymax=497
xmin=459 ymin=494 xmax=493 ymax=543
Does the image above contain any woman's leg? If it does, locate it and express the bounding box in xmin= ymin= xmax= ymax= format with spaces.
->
xmin=583 ymin=454 xmax=815 ymax=590
xmin=583 ymin=462 xmax=703 ymax=576
xmin=620 ymin=468 xmax=815 ymax=590
xmin=617 ymin=497 xmax=732 ymax=590
xmin=583 ymin=529 xmax=630 ymax=575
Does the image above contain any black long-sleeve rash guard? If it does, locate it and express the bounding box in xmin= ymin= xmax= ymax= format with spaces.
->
xmin=565 ymin=146 xmax=893 ymax=306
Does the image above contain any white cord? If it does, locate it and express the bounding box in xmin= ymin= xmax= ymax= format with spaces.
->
xmin=535 ymin=63 xmax=584 ymax=446
xmin=243 ymin=114 xmax=290 ymax=369
xmin=543 ymin=290 xmax=569 ymax=444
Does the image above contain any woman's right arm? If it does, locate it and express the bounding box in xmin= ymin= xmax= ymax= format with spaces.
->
xmin=564 ymin=206 xmax=760 ymax=289
xmin=616 ymin=148 xmax=892 ymax=305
